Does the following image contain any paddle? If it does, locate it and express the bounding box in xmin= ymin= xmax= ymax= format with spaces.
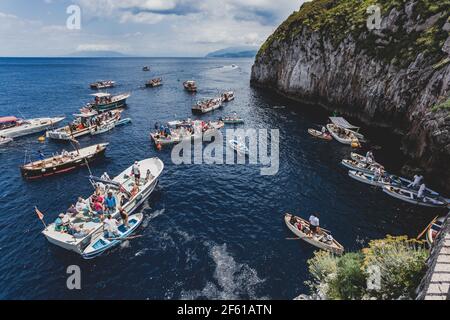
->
xmin=416 ymin=215 xmax=438 ymax=240
xmin=106 ymin=235 xmax=143 ymax=241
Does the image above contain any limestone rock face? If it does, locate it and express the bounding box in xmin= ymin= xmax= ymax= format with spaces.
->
xmin=251 ymin=0 xmax=450 ymax=192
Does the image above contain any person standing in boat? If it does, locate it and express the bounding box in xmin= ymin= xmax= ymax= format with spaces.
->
xmin=365 ymin=150 xmax=374 ymax=164
xmin=408 ymin=174 xmax=423 ymax=189
xmin=309 ymin=213 xmax=320 ymax=235
xmin=131 ymin=161 xmax=141 ymax=186
xmin=417 ymin=183 xmax=426 ymax=199
xmin=103 ymin=214 xmax=120 ymax=238
xmin=118 ymin=207 xmax=129 ymax=228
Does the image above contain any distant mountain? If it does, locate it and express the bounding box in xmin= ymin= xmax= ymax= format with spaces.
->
xmin=206 ymin=46 xmax=258 ymax=58
xmin=67 ymin=50 xmax=129 ymax=58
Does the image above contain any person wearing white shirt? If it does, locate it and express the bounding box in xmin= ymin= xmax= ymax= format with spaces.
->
xmin=75 ymin=197 xmax=89 ymax=214
xmin=417 ymin=183 xmax=426 ymax=199
xmin=408 ymin=174 xmax=423 ymax=189
xmin=309 ymin=213 xmax=320 ymax=234
xmin=103 ymin=214 xmax=120 ymax=238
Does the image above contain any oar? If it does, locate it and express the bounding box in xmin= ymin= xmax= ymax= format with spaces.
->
xmin=106 ymin=235 xmax=143 ymax=241
xmin=416 ymin=216 xmax=438 ymax=240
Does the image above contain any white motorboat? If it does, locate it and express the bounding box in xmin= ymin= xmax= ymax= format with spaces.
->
xmin=47 ymin=109 xmax=121 ymax=141
xmin=0 ymin=116 xmax=65 ymax=138
xmin=41 ymin=157 xmax=164 ymax=255
xmin=221 ymin=91 xmax=235 ymax=102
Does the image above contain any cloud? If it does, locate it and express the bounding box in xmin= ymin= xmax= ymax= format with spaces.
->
xmin=0 ymin=1 xmax=305 ymax=56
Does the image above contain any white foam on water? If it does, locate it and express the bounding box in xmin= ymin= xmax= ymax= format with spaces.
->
xmin=180 ymin=243 xmax=267 ymax=300
xmin=135 ymin=248 xmax=148 ymax=257
xmin=120 ymin=240 xmax=130 ymax=249
xmin=142 ymin=209 xmax=165 ymax=228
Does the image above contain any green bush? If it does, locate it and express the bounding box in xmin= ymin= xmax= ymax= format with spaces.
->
xmin=306 ymin=236 xmax=428 ymax=300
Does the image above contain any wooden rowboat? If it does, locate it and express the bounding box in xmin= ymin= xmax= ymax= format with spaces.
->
xmin=382 ymin=186 xmax=447 ymax=208
xmin=284 ymin=213 xmax=344 ymax=255
xmin=308 ymin=128 xmax=332 ymax=141
xmin=426 ymin=217 xmax=445 ymax=247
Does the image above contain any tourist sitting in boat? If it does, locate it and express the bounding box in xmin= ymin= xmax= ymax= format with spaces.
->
xmin=66 ymin=204 xmax=79 ymax=217
xmin=289 ymin=214 xmax=297 ymax=226
xmin=119 ymin=207 xmax=129 ymax=228
xmin=145 ymin=169 xmax=154 ymax=183
xmin=104 ymin=214 xmax=120 ymax=238
xmin=104 ymin=191 xmax=117 ymax=214
xmin=365 ymin=150 xmax=374 ymax=164
xmin=120 ymin=194 xmax=129 ymax=207
xmin=75 ymin=197 xmax=89 ymax=214
xmin=407 ymin=174 xmax=423 ymax=189
xmin=92 ymin=197 xmax=105 ymax=218
xmin=308 ymin=213 xmax=320 ymax=235
xmin=54 ymin=213 xmax=70 ymax=232
xmin=71 ymin=226 xmax=93 ymax=239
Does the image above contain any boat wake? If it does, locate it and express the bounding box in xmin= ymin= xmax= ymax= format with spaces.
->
xmin=180 ymin=243 xmax=267 ymax=300
xmin=219 ymin=65 xmax=239 ymax=71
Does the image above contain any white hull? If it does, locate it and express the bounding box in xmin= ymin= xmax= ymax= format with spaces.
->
xmin=1 ymin=117 xmax=65 ymax=138
xmin=42 ymin=158 xmax=164 ymax=254
xmin=326 ymin=124 xmax=356 ymax=145
xmin=284 ymin=214 xmax=344 ymax=255
xmin=382 ymin=186 xmax=447 ymax=208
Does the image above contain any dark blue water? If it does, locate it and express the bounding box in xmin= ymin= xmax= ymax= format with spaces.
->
xmin=0 ymin=57 xmax=443 ymax=299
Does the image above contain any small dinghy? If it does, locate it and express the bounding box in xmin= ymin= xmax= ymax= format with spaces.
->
xmin=183 ymin=80 xmax=197 ymax=92
xmin=326 ymin=124 xmax=359 ymax=145
xmin=142 ymin=66 xmax=150 ymax=71
xmin=0 ymin=136 xmax=13 ymax=146
xmin=308 ymin=128 xmax=332 ymax=141
xmin=221 ymin=91 xmax=235 ymax=102
xmin=192 ymin=97 xmax=222 ymax=114
xmin=382 ymin=186 xmax=448 ymax=208
xmin=341 ymin=159 xmax=383 ymax=174
xmin=90 ymin=122 xmax=115 ymax=135
xmin=115 ymin=118 xmax=131 ymax=126
xmin=146 ymin=78 xmax=162 ymax=88
xmin=82 ymin=212 xmax=144 ymax=259
xmin=228 ymin=139 xmax=249 ymax=155
xmin=348 ymin=170 xmax=404 ymax=188
xmin=284 ymin=213 xmax=344 ymax=255
xmin=426 ymin=217 xmax=445 ymax=247
xmin=90 ymin=80 xmax=115 ymax=90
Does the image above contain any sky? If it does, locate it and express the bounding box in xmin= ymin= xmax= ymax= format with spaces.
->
xmin=0 ymin=0 xmax=306 ymax=57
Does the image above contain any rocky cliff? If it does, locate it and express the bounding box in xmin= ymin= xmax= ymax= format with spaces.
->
xmin=251 ymin=0 xmax=450 ymax=192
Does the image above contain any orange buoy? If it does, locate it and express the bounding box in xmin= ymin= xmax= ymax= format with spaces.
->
xmin=156 ymin=143 xmax=162 ymax=151
xmin=38 ymin=136 xmax=46 ymax=142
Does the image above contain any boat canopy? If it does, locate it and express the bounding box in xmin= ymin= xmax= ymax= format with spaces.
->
xmin=329 ymin=117 xmax=359 ymax=130
xmin=91 ymin=93 xmax=111 ymax=98
xmin=0 ymin=116 xmax=19 ymax=123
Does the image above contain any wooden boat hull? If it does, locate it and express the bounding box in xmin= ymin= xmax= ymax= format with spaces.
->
xmin=341 ymin=159 xmax=382 ymax=174
xmin=426 ymin=217 xmax=445 ymax=247
xmin=284 ymin=214 xmax=344 ymax=255
xmin=308 ymin=129 xmax=332 ymax=141
xmin=82 ymin=213 xmax=143 ymax=259
xmin=21 ymin=145 xmax=107 ymax=180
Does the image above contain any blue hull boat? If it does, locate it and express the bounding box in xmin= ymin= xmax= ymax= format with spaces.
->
xmin=116 ymin=118 xmax=132 ymax=126
xmin=82 ymin=212 xmax=144 ymax=259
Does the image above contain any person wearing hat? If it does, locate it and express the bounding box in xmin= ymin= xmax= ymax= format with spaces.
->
xmin=54 ymin=213 xmax=69 ymax=232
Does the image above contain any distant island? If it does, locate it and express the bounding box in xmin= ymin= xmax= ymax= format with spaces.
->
xmin=206 ymin=46 xmax=258 ymax=58
xmin=66 ymin=50 xmax=129 ymax=58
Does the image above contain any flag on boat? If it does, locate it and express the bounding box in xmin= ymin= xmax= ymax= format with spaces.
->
xmin=35 ymin=207 xmax=44 ymax=220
